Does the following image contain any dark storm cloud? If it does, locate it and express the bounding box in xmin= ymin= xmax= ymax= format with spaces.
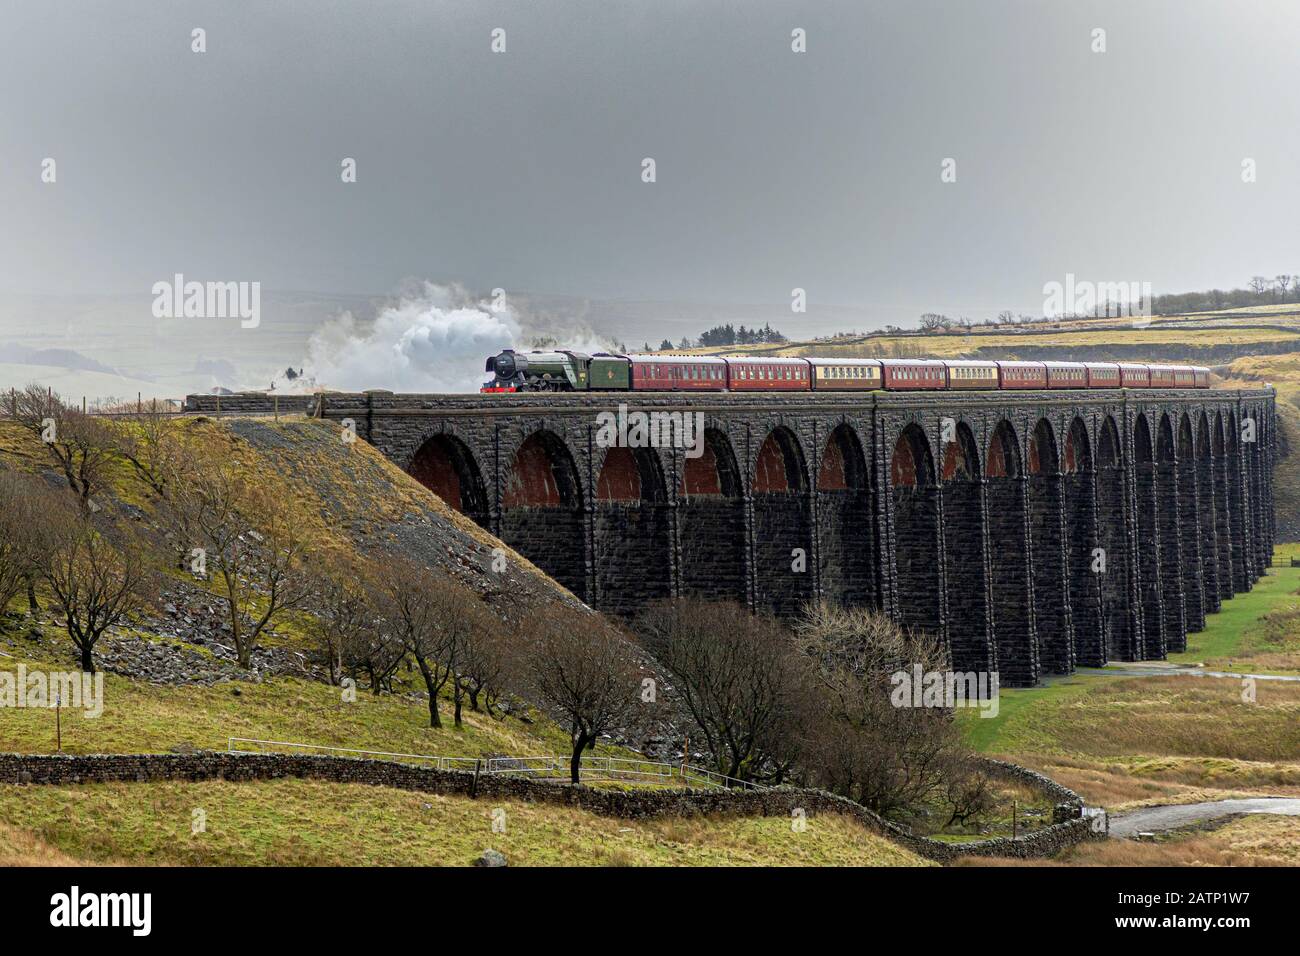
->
xmin=1 ymin=0 xmax=1297 ymax=332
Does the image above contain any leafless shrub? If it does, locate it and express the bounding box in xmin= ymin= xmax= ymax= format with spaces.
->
xmin=161 ymin=451 xmax=311 ymax=667
xmin=635 ymin=598 xmax=809 ymax=784
xmin=105 ymin=403 xmax=188 ymax=499
xmin=522 ymin=608 xmax=643 ymax=784
xmin=943 ymin=759 xmax=996 ymax=829
xmin=0 ymin=470 xmax=51 ymax=616
xmin=39 ymin=506 xmax=156 ymax=673
xmin=456 ymin=618 xmax=514 ymax=718
xmin=374 ymin=558 xmax=495 ymax=728
xmin=308 ymin=551 xmax=377 ymax=686
xmin=9 ymin=383 xmax=114 ymax=506
xmin=793 ymin=601 xmax=971 ymax=822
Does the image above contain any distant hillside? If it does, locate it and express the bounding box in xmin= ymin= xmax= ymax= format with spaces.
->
xmin=680 ymin=308 xmax=1300 ymax=539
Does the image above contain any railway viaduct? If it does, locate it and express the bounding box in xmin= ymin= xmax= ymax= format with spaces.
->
xmin=307 ymin=388 xmax=1276 ymax=687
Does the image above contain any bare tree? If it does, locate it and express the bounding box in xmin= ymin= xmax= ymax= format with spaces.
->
xmin=40 ymin=509 xmax=156 ymax=672
xmin=525 ymin=609 xmax=642 ymax=784
xmin=943 ymin=758 xmax=995 ymax=829
xmin=635 ymin=599 xmax=808 ymax=783
xmin=106 ymin=403 xmax=187 ymax=499
xmin=793 ymin=602 xmax=969 ymax=821
xmin=0 ymin=470 xmax=52 ymax=615
xmin=456 ymin=622 xmax=514 ymax=718
xmin=163 ymin=453 xmax=311 ymax=667
xmin=9 ymin=384 xmax=113 ymax=507
xmin=376 ymin=559 xmax=493 ymax=728
xmin=1276 ymin=275 xmax=1294 ymax=301
xmin=309 ymin=552 xmax=376 ymax=685
xmin=342 ymin=615 xmax=405 ymax=695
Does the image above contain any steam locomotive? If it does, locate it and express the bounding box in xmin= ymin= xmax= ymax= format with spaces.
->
xmin=481 ymin=349 xmax=1212 ymax=393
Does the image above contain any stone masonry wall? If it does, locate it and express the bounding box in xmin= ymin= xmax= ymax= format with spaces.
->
xmin=0 ymin=751 xmax=1099 ymax=864
xmin=187 ymin=388 xmax=1273 ymax=689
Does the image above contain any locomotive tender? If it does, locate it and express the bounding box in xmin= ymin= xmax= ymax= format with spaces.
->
xmin=481 ymin=348 xmax=1211 ymax=393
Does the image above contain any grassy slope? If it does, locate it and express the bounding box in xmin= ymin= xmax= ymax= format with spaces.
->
xmin=675 ymin=306 xmax=1300 ymax=358
xmin=0 ymin=415 xmax=931 ymax=866
xmin=0 ymin=779 xmax=929 ymax=867
xmin=0 ymin=646 xmax=594 ymax=759
xmin=0 ymin=413 xmax=625 ymax=760
xmin=959 ymin=553 xmax=1300 ymax=810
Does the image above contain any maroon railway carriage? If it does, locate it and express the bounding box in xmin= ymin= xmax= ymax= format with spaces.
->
xmin=629 ymin=355 xmax=727 ymax=391
xmin=1148 ymin=364 xmax=1177 ymax=388
xmin=1086 ymin=363 xmax=1121 ymax=388
xmin=483 ymin=350 xmax=1214 ymax=394
xmin=1045 ymin=361 xmax=1088 ymax=389
xmin=997 ymin=361 xmax=1048 ymax=389
xmin=1118 ymin=363 xmax=1151 ymax=387
xmin=880 ymin=359 xmax=946 ymax=391
xmin=944 ymin=360 xmax=999 ymax=390
xmin=726 ymin=356 xmax=811 ymax=391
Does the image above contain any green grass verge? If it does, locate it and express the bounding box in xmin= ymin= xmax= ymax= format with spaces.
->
xmin=0 ymin=646 xmax=621 ymax=763
xmin=0 ymin=778 xmax=930 ymax=867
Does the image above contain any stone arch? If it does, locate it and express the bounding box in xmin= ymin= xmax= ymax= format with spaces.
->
xmin=817 ymin=422 xmax=874 ymax=608
xmin=890 ymin=423 xmax=941 ymax=640
xmin=1133 ymin=414 xmax=1166 ymax=659
xmin=1225 ymin=410 xmax=1248 ymax=591
xmin=678 ymin=428 xmax=747 ymax=603
xmin=1027 ymin=418 xmax=1072 ymax=675
xmin=891 ymin=423 xmax=936 ymax=489
xmin=593 ymin=446 xmax=671 ymax=615
xmin=1064 ymin=417 xmax=1092 ymax=475
xmin=986 ymin=420 xmax=1037 ymax=685
xmin=1063 ymin=417 xmax=1105 ymax=666
xmin=1173 ymin=413 xmax=1204 ymax=639
xmin=941 ymin=421 xmax=993 ymax=674
xmin=1027 ymin=419 xmax=1059 ymax=476
xmin=985 ymin=420 xmax=1023 ymax=479
xmin=1096 ymin=415 xmax=1136 ymax=660
xmin=753 ymin=425 xmax=809 ymax=493
xmin=408 ymin=433 xmax=491 ymax=529
xmin=753 ymin=426 xmax=813 ymax=615
xmin=499 ymin=430 xmax=587 ymax=600
xmin=1213 ymin=412 xmax=1234 ymax=599
xmin=1245 ymin=404 xmax=1266 ymax=580
xmin=1195 ymin=412 xmax=1221 ymax=614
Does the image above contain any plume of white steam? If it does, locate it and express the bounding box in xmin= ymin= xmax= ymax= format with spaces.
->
xmin=295 ymin=282 xmax=520 ymax=393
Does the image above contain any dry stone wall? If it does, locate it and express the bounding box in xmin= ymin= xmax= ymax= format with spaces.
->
xmin=0 ymin=751 xmax=1098 ymax=863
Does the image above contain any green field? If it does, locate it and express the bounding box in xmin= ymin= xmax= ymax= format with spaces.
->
xmin=0 ymin=778 xmax=929 ymax=867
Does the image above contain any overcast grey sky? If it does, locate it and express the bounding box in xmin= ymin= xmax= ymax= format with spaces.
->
xmin=1 ymin=0 xmax=1298 ymax=393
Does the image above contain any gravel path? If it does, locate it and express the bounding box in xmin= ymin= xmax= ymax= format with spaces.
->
xmin=1108 ymin=798 xmax=1300 ymax=838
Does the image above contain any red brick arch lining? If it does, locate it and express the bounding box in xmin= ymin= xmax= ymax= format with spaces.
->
xmin=503 ymin=431 xmax=581 ymax=508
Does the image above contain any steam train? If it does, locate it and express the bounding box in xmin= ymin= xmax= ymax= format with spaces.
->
xmin=482 ymin=349 xmax=1212 ymax=393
